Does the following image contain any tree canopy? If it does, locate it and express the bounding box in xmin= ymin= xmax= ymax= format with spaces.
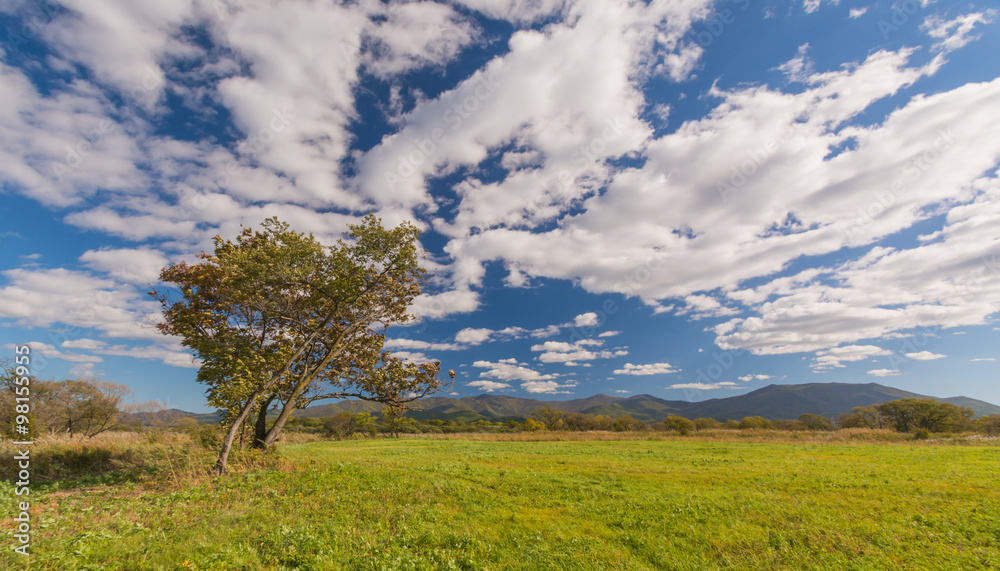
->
xmin=153 ymin=214 xmax=449 ymax=474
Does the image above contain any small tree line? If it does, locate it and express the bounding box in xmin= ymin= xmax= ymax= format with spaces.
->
xmin=278 ymin=399 xmax=1000 ymax=438
xmin=1 ymin=365 xmax=142 ymax=438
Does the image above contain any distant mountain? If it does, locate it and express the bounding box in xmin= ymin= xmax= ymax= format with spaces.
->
xmin=175 ymin=383 xmax=1000 ymax=423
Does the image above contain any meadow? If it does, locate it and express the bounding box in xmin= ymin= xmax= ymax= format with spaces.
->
xmin=3 ymin=433 xmax=999 ymax=570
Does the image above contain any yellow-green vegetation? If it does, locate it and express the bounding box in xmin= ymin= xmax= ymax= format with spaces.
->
xmin=3 ymin=435 xmax=999 ymax=570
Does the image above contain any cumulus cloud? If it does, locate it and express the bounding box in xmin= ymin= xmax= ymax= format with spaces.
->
xmin=531 ymin=339 xmax=627 ymax=363
xmin=737 ymin=374 xmax=771 ymax=382
xmin=468 ymin=380 xmax=511 ymax=392
xmin=454 ymin=328 xmax=495 ymax=345
xmin=2 ymin=0 xmax=999 ymax=388
xmin=867 ymin=368 xmax=901 ymax=377
xmin=473 ymin=358 xmax=558 ymax=382
xmin=614 ymin=362 xmax=679 ymax=376
xmin=384 ymin=338 xmax=463 ymax=352
xmin=905 ymin=351 xmax=946 ymax=360
xmin=812 ymin=345 xmax=892 ymax=370
xmin=668 ymin=381 xmax=741 ymax=390
xmin=79 ymin=248 xmax=169 ymax=285
xmin=471 ymin=358 xmax=574 ymax=393
xmin=521 ymin=379 xmax=577 ymax=394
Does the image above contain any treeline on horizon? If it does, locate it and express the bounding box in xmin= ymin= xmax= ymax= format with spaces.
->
xmin=4 ymin=372 xmax=999 ymax=441
xmin=282 ymin=399 xmax=1000 ymax=440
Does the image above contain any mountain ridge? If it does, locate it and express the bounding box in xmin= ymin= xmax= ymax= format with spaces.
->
xmin=173 ymin=382 xmax=1000 ymax=423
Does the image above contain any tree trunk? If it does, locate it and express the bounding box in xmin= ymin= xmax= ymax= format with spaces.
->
xmin=261 ymin=385 xmax=308 ymax=449
xmin=213 ymin=394 xmax=267 ymax=476
xmin=252 ymin=395 xmax=274 ymax=450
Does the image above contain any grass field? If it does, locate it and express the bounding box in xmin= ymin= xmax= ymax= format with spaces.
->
xmin=3 ymin=436 xmax=1000 ymax=570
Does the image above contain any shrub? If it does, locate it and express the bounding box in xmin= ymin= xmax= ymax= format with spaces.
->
xmin=189 ymin=423 xmax=223 ymax=449
xmin=738 ymin=416 xmax=774 ymax=430
xmin=693 ymin=418 xmax=721 ymax=430
xmin=523 ymin=418 xmax=544 ymax=431
xmin=661 ymin=415 xmax=695 ymax=435
xmin=612 ymin=415 xmax=647 ymax=432
xmin=798 ymin=413 xmax=834 ymax=431
xmin=974 ymin=414 xmax=1000 ymax=435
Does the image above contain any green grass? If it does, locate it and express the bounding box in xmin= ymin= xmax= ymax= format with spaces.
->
xmin=4 ymin=438 xmax=1000 ymax=570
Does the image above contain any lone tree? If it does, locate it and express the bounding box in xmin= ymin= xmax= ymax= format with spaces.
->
xmin=876 ymin=398 xmax=973 ymax=433
xmin=153 ymin=215 xmax=450 ymax=475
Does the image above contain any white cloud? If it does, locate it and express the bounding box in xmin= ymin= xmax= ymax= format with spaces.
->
xmin=521 ymin=379 xmax=577 ymax=394
xmin=737 ymin=374 xmax=771 ymax=382
xmin=473 ymin=359 xmax=558 ymax=382
xmin=848 ymin=7 xmax=868 ymax=19
xmin=668 ymin=381 xmax=741 ymax=390
xmin=718 ymin=158 xmax=1000 ymax=356
xmin=867 ymin=368 xmax=901 ymax=377
xmin=363 ymin=2 xmax=476 ymax=78
xmin=409 ymin=288 xmax=480 ymax=319
xmin=531 ymin=339 xmax=626 ymax=363
xmin=922 ymin=12 xmax=995 ymax=54
xmin=451 ymin=0 xmax=567 ymax=24
xmin=384 ymin=338 xmax=463 ymax=352
xmin=676 ymin=294 xmax=739 ymax=320
xmin=614 ymin=362 xmax=679 ymax=376
xmin=454 ymin=328 xmax=494 ymax=345
xmin=85 ymin=343 xmax=199 ymax=368
xmin=904 ymin=351 xmax=945 ymax=360
xmin=812 ymin=345 xmax=892 ymax=370
xmin=14 ymin=342 xmax=103 ymax=364
xmin=573 ymin=312 xmax=599 ymax=327
xmin=598 ymin=330 xmax=621 ymax=337
xmin=776 ymin=44 xmax=814 ymax=83
xmin=970 ymin=358 xmax=996 ymax=362
xmin=61 ymin=338 xmax=107 ymax=350
xmin=79 ymin=248 xmax=169 ymax=285
xmin=0 ymin=268 xmax=161 ymax=340
xmin=445 ymin=45 xmax=948 ymax=318
xmin=468 ymin=380 xmax=511 ymax=392
xmin=471 ymin=358 xmax=575 ymax=393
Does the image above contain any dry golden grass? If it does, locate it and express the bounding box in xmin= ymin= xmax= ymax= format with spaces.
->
xmin=0 ymin=429 xmax=292 ymax=491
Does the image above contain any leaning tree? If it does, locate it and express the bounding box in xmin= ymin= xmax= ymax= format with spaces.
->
xmin=153 ymin=214 xmax=450 ymax=475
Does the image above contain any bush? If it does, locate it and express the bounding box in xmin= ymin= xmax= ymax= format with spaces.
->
xmin=974 ymin=414 xmax=1000 ymax=435
xmin=523 ymin=418 xmax=544 ymax=431
xmin=661 ymin=415 xmax=695 ymax=435
xmin=189 ymin=423 xmax=223 ymax=449
xmin=693 ymin=418 xmax=721 ymax=430
xmin=913 ymin=428 xmax=930 ymax=440
xmin=612 ymin=415 xmax=647 ymax=432
xmin=738 ymin=416 xmax=774 ymax=430
xmin=798 ymin=413 xmax=834 ymax=431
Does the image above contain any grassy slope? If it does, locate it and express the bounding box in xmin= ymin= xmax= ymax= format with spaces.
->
xmin=4 ymin=438 xmax=1000 ymax=570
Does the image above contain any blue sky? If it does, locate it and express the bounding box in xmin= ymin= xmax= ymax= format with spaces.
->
xmin=1 ymin=0 xmax=999 ymax=413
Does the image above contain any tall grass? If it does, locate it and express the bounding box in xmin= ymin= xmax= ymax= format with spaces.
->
xmin=0 ymin=430 xmax=289 ymax=491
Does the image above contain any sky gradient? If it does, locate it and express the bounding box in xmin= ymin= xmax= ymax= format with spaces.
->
xmin=1 ymin=0 xmax=999 ymax=413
